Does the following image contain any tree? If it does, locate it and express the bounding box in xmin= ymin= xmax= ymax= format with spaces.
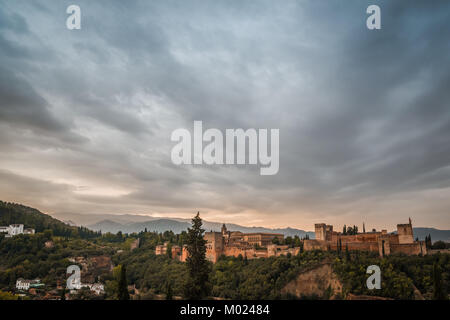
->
xmin=425 ymin=234 xmax=432 ymax=249
xmin=343 ymin=225 xmax=347 ymax=235
xmin=433 ymin=262 xmax=447 ymax=300
xmin=166 ymin=282 xmax=173 ymax=300
xmin=432 ymin=241 xmax=447 ymax=250
xmin=345 ymin=244 xmax=350 ymax=261
xmin=117 ymin=265 xmax=130 ymax=300
xmin=166 ymin=243 xmax=173 ymax=259
xmin=285 ymin=236 xmax=293 ymax=247
xmin=294 ymin=235 xmax=301 ymax=248
xmin=183 ymin=212 xmax=211 ymax=299
xmin=43 ymin=229 xmax=53 ymax=240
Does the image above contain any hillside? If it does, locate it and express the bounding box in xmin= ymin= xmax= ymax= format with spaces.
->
xmin=0 ymin=201 xmax=98 ymax=238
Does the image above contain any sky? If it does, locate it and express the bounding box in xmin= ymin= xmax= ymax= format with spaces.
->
xmin=0 ymin=0 xmax=449 ymax=231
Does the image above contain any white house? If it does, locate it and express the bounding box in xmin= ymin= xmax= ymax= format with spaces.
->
xmin=16 ymin=279 xmax=43 ymax=291
xmin=9 ymin=224 xmax=24 ymax=236
xmin=1 ymin=224 xmax=35 ymax=237
xmin=68 ymin=282 xmax=105 ymax=295
xmin=85 ymin=283 xmax=105 ymax=295
xmin=16 ymin=279 xmax=31 ymax=290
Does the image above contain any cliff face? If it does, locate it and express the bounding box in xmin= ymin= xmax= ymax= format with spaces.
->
xmin=281 ymin=263 xmax=343 ymax=299
xmin=281 ymin=263 xmax=426 ymax=300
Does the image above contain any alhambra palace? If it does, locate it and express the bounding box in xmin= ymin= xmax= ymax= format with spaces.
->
xmin=155 ymin=219 xmax=427 ymax=263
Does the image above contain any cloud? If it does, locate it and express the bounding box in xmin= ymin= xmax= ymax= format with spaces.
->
xmin=0 ymin=0 xmax=449 ymax=230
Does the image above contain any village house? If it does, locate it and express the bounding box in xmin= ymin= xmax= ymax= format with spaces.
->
xmin=0 ymin=224 xmax=35 ymax=238
xmin=84 ymin=283 xmax=105 ymax=295
xmin=16 ymin=278 xmax=44 ymax=291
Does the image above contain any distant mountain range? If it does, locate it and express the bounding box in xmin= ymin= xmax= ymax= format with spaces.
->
xmin=84 ymin=218 xmax=450 ymax=242
xmin=6 ymin=203 xmax=449 ymax=242
xmin=87 ymin=218 xmax=316 ymax=239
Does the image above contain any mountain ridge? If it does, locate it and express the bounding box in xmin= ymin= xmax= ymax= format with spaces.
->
xmin=3 ymin=201 xmax=449 ymax=242
xmin=86 ymin=218 xmax=450 ymax=242
xmin=87 ymin=218 xmax=316 ymax=238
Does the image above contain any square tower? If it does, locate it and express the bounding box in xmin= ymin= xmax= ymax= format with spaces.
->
xmin=397 ymin=219 xmax=414 ymax=244
xmin=315 ymin=223 xmax=327 ymax=241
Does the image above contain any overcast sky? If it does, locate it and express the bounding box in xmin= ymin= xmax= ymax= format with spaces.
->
xmin=1 ymin=0 xmax=449 ymax=230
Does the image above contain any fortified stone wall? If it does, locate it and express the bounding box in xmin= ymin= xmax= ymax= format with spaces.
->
xmin=391 ymin=242 xmax=427 ymax=255
xmin=329 ymin=233 xmax=380 ymax=243
xmin=304 ymin=239 xmax=329 ymax=251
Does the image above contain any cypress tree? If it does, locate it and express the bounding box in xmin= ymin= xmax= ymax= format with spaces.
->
xmin=117 ymin=265 xmax=130 ymax=300
xmin=433 ymin=262 xmax=447 ymax=300
xmin=166 ymin=282 xmax=173 ymax=300
xmin=183 ymin=212 xmax=211 ymax=299
xmin=426 ymin=234 xmax=432 ymax=249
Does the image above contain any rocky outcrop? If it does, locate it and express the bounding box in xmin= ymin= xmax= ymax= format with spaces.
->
xmin=281 ymin=263 xmax=343 ymax=299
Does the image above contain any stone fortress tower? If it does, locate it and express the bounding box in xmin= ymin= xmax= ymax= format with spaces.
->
xmin=397 ymin=218 xmax=414 ymax=244
xmin=314 ymin=223 xmax=327 ymax=241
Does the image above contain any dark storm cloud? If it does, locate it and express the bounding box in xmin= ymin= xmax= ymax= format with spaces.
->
xmin=0 ymin=68 xmax=64 ymax=132
xmin=0 ymin=0 xmax=449 ymax=229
